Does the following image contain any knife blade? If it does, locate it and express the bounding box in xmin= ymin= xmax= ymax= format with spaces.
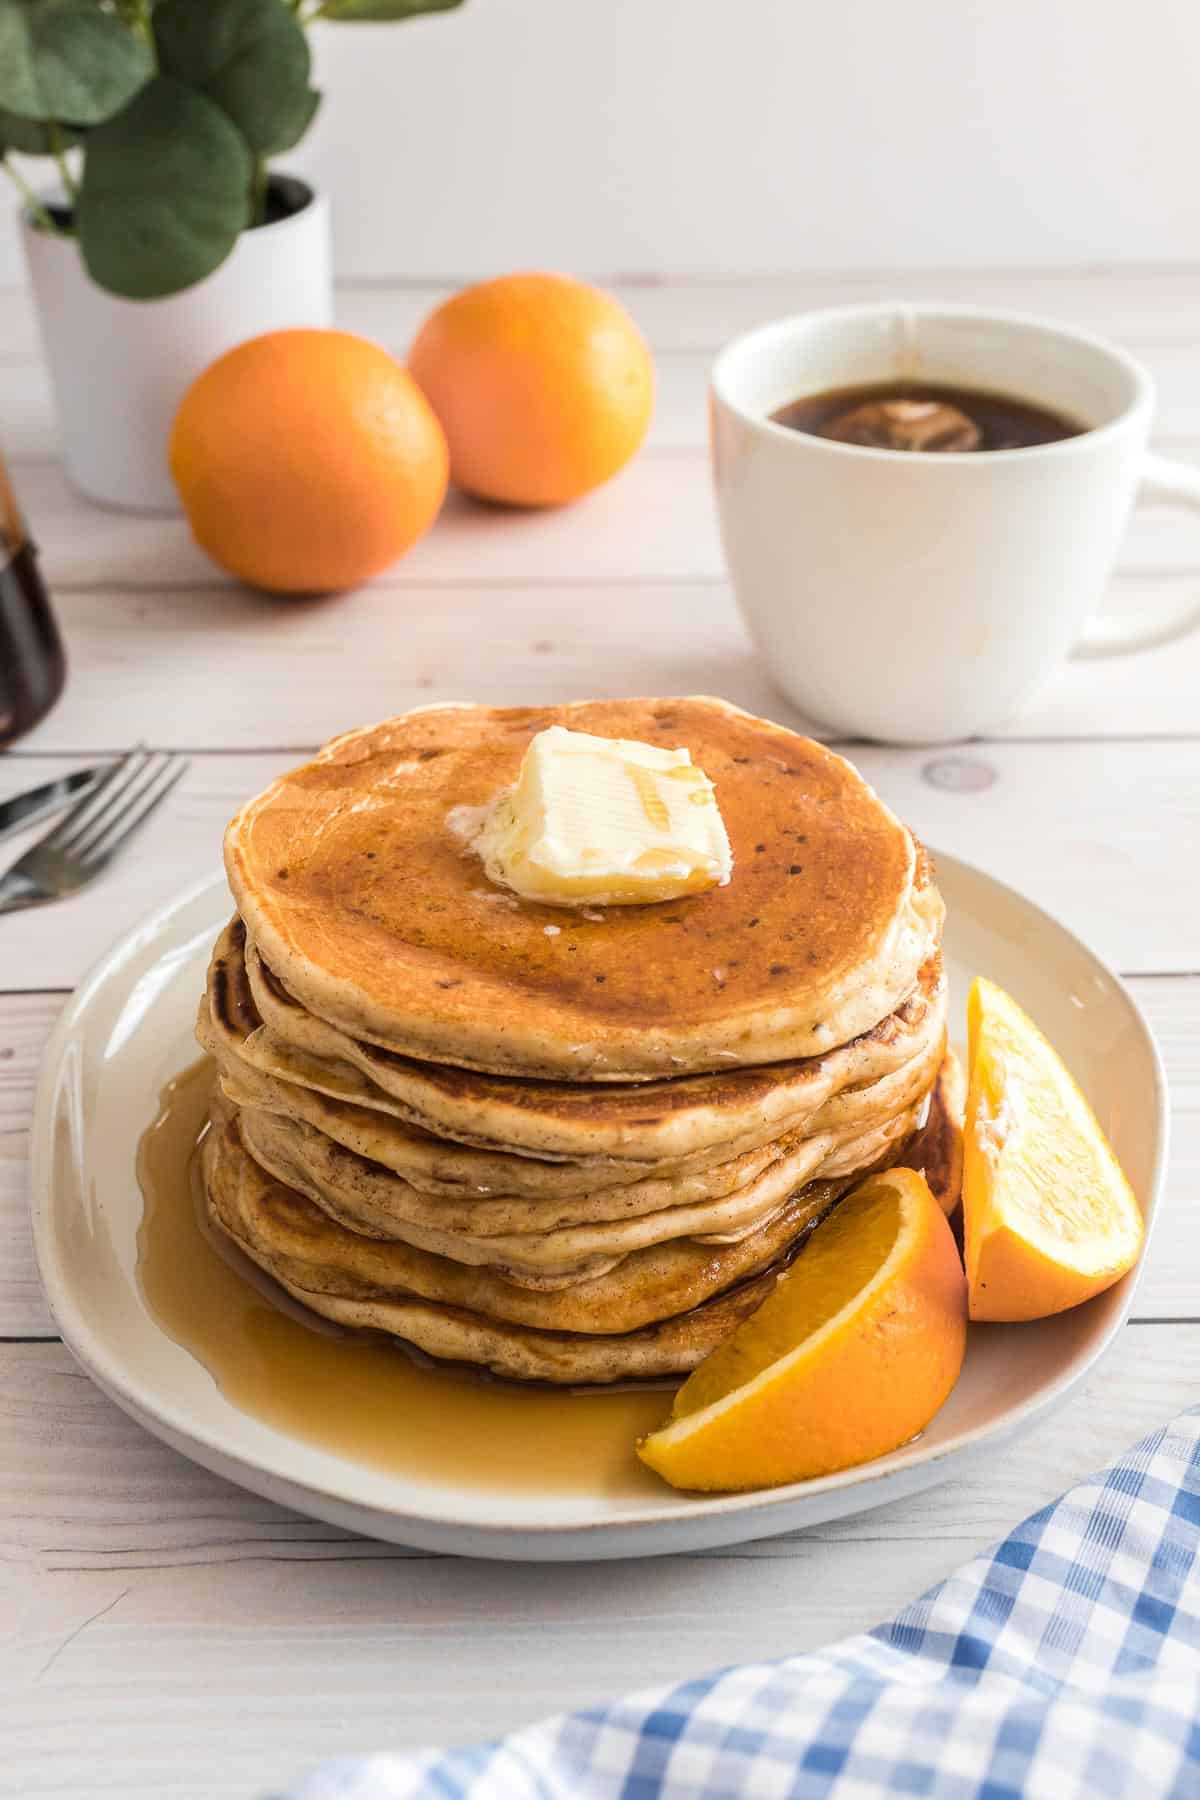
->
xmin=0 ymin=766 xmax=101 ymax=844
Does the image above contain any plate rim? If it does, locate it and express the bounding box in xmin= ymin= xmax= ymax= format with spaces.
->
xmin=29 ymin=853 xmax=1170 ymax=1554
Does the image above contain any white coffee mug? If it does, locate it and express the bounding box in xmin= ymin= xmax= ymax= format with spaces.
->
xmin=710 ymin=303 xmax=1200 ymax=744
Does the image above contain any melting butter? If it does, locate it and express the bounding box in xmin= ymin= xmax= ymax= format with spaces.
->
xmin=473 ymin=725 xmax=733 ymax=906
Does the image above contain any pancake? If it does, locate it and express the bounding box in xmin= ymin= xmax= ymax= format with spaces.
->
xmin=201 ymin=1078 xmax=959 ymax=1385
xmin=202 ymin=1105 xmax=864 ymax=1384
xmin=212 ymin=1041 xmax=824 ymax=1217
xmin=235 ymin=1096 xmax=925 ymax=1285
xmin=224 ymin=698 xmax=943 ymax=1079
xmin=253 ymin=1279 xmax=781 ymax=1385
xmin=206 ymin=1093 xmax=879 ymax=1334
xmin=204 ymin=916 xmax=947 ymax=1169
xmin=211 ymin=1015 xmax=942 ymax=1233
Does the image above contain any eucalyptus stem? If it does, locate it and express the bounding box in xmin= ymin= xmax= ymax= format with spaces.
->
xmin=47 ymin=122 xmax=78 ymax=204
xmin=1 ymin=156 xmax=60 ymax=235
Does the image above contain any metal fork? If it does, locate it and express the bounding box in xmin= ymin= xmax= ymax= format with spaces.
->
xmin=0 ymin=746 xmax=190 ymax=914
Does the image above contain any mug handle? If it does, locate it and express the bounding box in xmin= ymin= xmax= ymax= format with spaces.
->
xmin=1073 ymin=453 xmax=1200 ymax=657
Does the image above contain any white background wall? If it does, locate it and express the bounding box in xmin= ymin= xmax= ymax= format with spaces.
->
xmin=2 ymin=0 xmax=1200 ymax=287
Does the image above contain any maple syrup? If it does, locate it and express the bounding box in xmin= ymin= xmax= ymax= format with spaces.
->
xmin=0 ymin=456 xmax=65 ymax=745
xmin=136 ymin=1060 xmax=669 ymax=1496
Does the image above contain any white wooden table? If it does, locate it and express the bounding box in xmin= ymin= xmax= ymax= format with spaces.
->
xmin=2 ymin=272 xmax=1197 ymax=1800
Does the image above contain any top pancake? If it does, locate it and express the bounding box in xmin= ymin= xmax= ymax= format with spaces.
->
xmin=225 ymin=698 xmax=937 ymax=1080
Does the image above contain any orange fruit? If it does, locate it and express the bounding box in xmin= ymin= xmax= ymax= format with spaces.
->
xmin=169 ymin=329 xmax=448 ymax=594
xmin=963 ymin=977 xmax=1144 ymax=1322
xmin=408 ymin=272 xmax=655 ymax=506
xmin=637 ymin=1168 xmax=966 ymax=1492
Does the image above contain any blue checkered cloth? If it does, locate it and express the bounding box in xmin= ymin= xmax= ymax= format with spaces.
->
xmin=276 ymin=1407 xmax=1200 ymax=1799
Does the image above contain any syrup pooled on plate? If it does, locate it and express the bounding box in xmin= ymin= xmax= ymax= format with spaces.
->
xmin=136 ymin=1060 xmax=667 ymax=1497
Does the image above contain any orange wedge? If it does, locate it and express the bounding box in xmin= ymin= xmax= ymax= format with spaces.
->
xmin=963 ymin=977 xmax=1144 ymax=1323
xmin=636 ymin=1168 xmax=966 ymax=1492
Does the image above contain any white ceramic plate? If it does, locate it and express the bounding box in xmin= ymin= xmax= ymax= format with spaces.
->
xmin=31 ymin=854 xmax=1167 ymax=1561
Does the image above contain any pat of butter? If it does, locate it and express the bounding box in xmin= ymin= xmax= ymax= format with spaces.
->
xmin=475 ymin=725 xmax=733 ymax=907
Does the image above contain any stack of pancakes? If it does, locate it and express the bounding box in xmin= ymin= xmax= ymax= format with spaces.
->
xmin=196 ymin=698 xmax=957 ymax=1386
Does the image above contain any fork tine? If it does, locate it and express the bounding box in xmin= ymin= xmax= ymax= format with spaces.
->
xmin=78 ymin=757 xmax=189 ymax=870
xmin=41 ymin=745 xmax=147 ymax=851
xmin=70 ymin=749 xmax=168 ymax=859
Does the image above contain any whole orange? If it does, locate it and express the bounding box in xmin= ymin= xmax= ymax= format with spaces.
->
xmin=169 ymin=329 xmax=449 ymax=594
xmin=408 ymin=272 xmax=655 ymax=506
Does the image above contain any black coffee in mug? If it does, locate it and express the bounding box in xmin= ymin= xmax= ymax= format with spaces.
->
xmin=771 ymin=379 xmax=1086 ymax=454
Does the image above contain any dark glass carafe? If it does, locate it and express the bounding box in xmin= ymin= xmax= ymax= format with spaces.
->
xmin=0 ymin=454 xmax=65 ymax=745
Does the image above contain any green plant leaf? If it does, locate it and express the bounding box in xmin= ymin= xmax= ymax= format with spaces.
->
xmin=317 ymin=0 xmax=465 ymax=20
xmin=155 ymin=0 xmax=319 ymax=156
xmin=76 ymin=75 xmax=253 ymax=300
xmin=0 ymin=104 xmax=77 ymax=154
xmin=0 ymin=0 xmax=152 ymax=124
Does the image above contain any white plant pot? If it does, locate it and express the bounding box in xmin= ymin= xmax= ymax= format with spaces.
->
xmin=21 ymin=179 xmax=333 ymax=514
